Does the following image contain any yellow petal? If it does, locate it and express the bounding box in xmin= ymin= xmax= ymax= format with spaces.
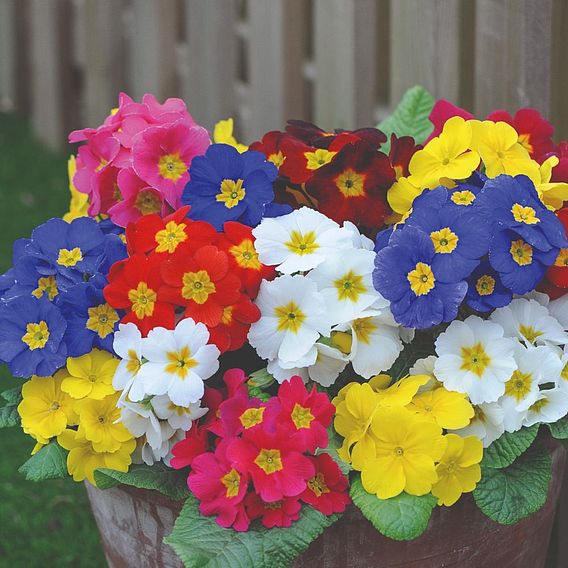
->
xmin=432 ymin=472 xmax=463 ymax=506
xmin=362 ymin=456 xmax=405 ymax=499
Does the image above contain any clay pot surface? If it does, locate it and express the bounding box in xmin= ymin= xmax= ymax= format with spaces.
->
xmin=86 ymin=442 xmax=566 ymax=568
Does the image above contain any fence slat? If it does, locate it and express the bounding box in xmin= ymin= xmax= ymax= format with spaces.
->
xmin=313 ymin=0 xmax=377 ymax=131
xmin=183 ymin=0 xmax=237 ymax=134
xmin=551 ymin=0 xmax=568 ymax=140
xmin=0 ymin=0 xmax=16 ymax=110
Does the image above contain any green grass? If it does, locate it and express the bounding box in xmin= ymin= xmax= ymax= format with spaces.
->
xmin=0 ymin=113 xmax=106 ymax=567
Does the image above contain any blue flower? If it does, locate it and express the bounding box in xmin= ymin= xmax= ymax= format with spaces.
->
xmin=373 ymin=225 xmax=467 ymax=329
xmin=182 ymin=144 xmax=278 ymax=230
xmin=404 ymin=186 xmax=490 ymax=281
xmin=0 ymin=296 xmax=67 ymax=377
xmin=465 ymin=261 xmax=512 ymax=312
xmin=445 ymin=171 xmax=485 ymax=210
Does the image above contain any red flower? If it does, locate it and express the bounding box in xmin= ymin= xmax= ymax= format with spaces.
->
xmin=552 ymin=142 xmax=568 ymax=184
xmin=306 ymin=140 xmax=395 ymax=229
xmin=160 ymin=244 xmax=241 ymax=326
xmin=428 ymin=99 xmax=474 ymax=140
xmin=170 ymin=424 xmax=209 ymax=469
xmin=244 ymin=493 xmax=301 ymax=528
xmin=188 ymin=440 xmax=250 ymax=531
xmin=300 ymin=454 xmax=350 ymax=516
xmin=249 ymin=131 xmax=288 ymax=172
xmin=487 ymin=108 xmax=555 ymax=160
xmin=389 ymin=134 xmax=421 ymax=179
xmin=103 ymin=254 xmax=174 ymax=335
xmin=277 ymin=376 xmax=334 ymax=453
xmin=541 ymin=208 xmax=568 ymax=297
xmin=226 ymin=428 xmax=315 ymax=502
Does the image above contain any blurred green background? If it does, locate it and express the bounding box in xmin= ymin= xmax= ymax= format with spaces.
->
xmin=0 ymin=113 xmax=105 ymax=567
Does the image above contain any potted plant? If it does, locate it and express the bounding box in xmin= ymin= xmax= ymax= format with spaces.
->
xmin=1 ymin=86 xmax=568 ymax=568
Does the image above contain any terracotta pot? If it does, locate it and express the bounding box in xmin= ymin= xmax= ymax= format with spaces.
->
xmin=86 ymin=442 xmax=566 ymax=568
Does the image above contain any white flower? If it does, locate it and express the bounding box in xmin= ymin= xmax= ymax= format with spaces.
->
xmin=248 ymin=275 xmax=331 ymax=365
xmin=557 ymin=345 xmax=568 ymax=390
xmin=342 ymin=221 xmax=374 ymax=250
xmin=409 ymin=356 xmax=439 ymax=392
xmin=307 ymin=249 xmax=383 ymax=324
xmin=136 ymin=428 xmax=185 ymax=467
xmin=549 ymin=295 xmax=568 ymax=329
xmin=252 ymin=207 xmax=352 ymax=274
xmin=113 ymin=323 xmax=144 ymax=399
xmin=151 ymin=395 xmax=208 ymax=430
xmin=452 ymin=402 xmax=505 ymax=448
xmin=134 ymin=318 xmax=220 ymax=407
xmin=120 ymin=401 xmax=172 ymax=451
xmin=490 ymin=298 xmax=567 ymax=347
xmin=434 ymin=315 xmax=516 ymax=404
xmin=523 ymin=387 xmax=568 ymax=426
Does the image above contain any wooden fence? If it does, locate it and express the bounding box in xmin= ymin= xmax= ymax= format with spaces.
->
xmin=0 ymin=0 xmax=567 ymax=151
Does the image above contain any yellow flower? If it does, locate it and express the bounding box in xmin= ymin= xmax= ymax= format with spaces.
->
xmin=408 ymin=387 xmax=474 ymax=429
xmin=63 ymin=155 xmax=90 ymax=222
xmin=528 ymin=156 xmax=568 ymax=211
xmin=387 ymin=176 xmax=424 ymax=216
xmin=408 ymin=117 xmax=480 ymax=189
xmin=57 ymin=428 xmax=136 ymax=484
xmin=431 ymin=434 xmax=483 ymax=506
xmin=361 ymin=406 xmax=446 ymax=499
xmin=213 ymin=118 xmax=248 ymax=153
xmin=18 ymin=371 xmax=78 ymax=440
xmin=469 ymin=120 xmax=536 ymax=179
xmin=75 ymin=393 xmax=134 ymax=452
xmin=372 ymin=374 xmax=431 ymax=407
xmin=60 ymin=349 xmax=119 ymax=400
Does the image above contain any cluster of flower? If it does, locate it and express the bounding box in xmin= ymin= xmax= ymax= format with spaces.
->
xmin=170 ymin=371 xmax=350 ymax=530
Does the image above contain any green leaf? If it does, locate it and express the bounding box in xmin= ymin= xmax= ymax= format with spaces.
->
xmin=547 ymin=418 xmax=568 ymax=439
xmin=473 ymin=445 xmax=551 ymax=525
xmin=482 ymin=424 xmax=539 ymax=468
xmin=377 ymin=86 xmax=435 ymax=152
xmin=94 ymin=462 xmax=191 ymax=501
xmin=2 ymin=385 xmax=22 ymax=404
xmin=386 ymin=331 xmax=435 ymax=382
xmin=0 ymin=385 xmax=22 ymax=428
xmin=349 ymin=475 xmax=436 ymax=541
xmin=18 ymin=442 xmax=68 ymax=481
xmin=316 ymin=427 xmax=351 ymax=475
xmin=165 ymin=495 xmax=340 ymax=568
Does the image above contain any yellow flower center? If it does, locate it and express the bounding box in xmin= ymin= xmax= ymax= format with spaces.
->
xmin=267 ymin=151 xmax=285 ymax=168
xmin=561 ymin=362 xmax=568 ymax=382
xmin=511 ymin=203 xmax=540 ymax=225
xmin=128 ymin=281 xmax=157 ymax=319
xmin=134 ymin=189 xmax=162 ymax=215
xmin=394 ymin=446 xmax=405 ymax=457
xmin=307 ymin=473 xmax=330 ymax=497
xmin=216 ymin=179 xmax=246 ymax=208
xmin=165 ymin=346 xmax=197 ymax=379
xmin=155 ymin=221 xmax=188 ymax=253
xmin=50 ymin=401 xmax=61 ymax=411
xmin=304 ymin=148 xmax=336 ymax=170
xmin=239 ymin=407 xmax=265 ymax=429
xmin=336 ymin=168 xmax=366 ymax=198
xmin=181 ymin=270 xmax=216 ymax=304
xmin=529 ymin=398 xmax=549 ymax=413
xmin=460 ymin=342 xmax=491 ymax=377
xmin=168 ymin=402 xmax=191 ymax=416
xmin=158 ymin=153 xmax=187 ymax=181
xmin=285 ymin=230 xmax=319 ymax=256
xmin=57 ymin=247 xmax=83 ymax=267
xmin=221 ymin=469 xmax=241 ymax=498
xmin=510 ymin=239 xmax=533 ymax=266
xmin=475 ymin=275 xmax=496 ymax=296
xmin=519 ymin=324 xmax=544 ymax=344
xmin=32 ymin=276 xmax=58 ymax=301
xmin=254 ymin=448 xmax=283 ymax=474
xmin=229 ymin=239 xmax=261 ymax=269
xmin=126 ymin=349 xmax=141 ymax=375
xmin=430 ymin=227 xmax=459 ymax=254
xmin=505 ymin=370 xmax=533 ymax=402
xmin=407 ymin=262 xmax=436 ymax=296
xmin=21 ymin=321 xmax=50 ymax=350
xmin=450 ymin=190 xmax=476 ymax=205
xmin=333 ymin=270 xmax=367 ymax=302
xmin=291 ymin=403 xmax=315 ymax=430
xmin=86 ymin=303 xmax=119 ymax=338
xmin=352 ymin=317 xmax=378 ymax=345
xmin=274 ymin=302 xmax=306 ymax=333
xmin=221 ymin=305 xmax=233 ymax=325
xmin=554 ymin=249 xmax=568 ymax=267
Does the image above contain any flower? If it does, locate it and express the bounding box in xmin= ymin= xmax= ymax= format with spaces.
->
xmin=431 ymin=434 xmax=483 ymax=506
xmin=213 ymin=118 xmax=248 ymax=153
xmin=252 ymin=207 xmax=353 ymax=275
xmin=408 ymin=387 xmax=474 ymax=430
xmin=132 ymin=119 xmax=210 ymax=208
xmin=151 ymin=395 xmax=208 ymax=430
xmin=244 ymin=493 xmax=301 ymax=529
xmin=182 ymin=144 xmax=277 ymax=230
xmin=18 ymin=371 xmax=78 ymax=440
xmin=0 ymin=295 xmax=67 ymax=378
xmin=63 ymin=155 xmax=89 ymax=222
xmin=434 ymin=316 xmax=516 ymax=404
xmin=465 ymin=261 xmax=512 ymax=312
xmin=452 ymin=402 xmax=505 ymax=447
xmin=360 ymin=406 xmax=446 ymax=499
xmin=523 ymin=387 xmax=568 ymax=426
xmin=57 ymin=428 xmax=135 ymax=484
xmin=112 ymin=322 xmax=144 ymax=399
xmin=428 ymin=99 xmax=474 ymax=140
xmin=134 ymin=317 xmax=220 ymax=407
xmin=247 ymin=275 xmax=331 ymax=366
xmin=170 ymin=423 xmax=209 ymax=469
xmin=542 ymin=208 xmax=568 ymax=297
xmin=373 ymin=225 xmax=467 ymax=329
xmin=299 ymin=453 xmax=350 ymax=515
xmin=119 ymin=400 xmax=168 ymax=451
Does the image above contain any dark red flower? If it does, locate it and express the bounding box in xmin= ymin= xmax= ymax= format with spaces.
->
xmin=389 ymin=134 xmax=421 ymax=179
xmin=170 ymin=424 xmax=209 ymax=469
xmin=244 ymin=493 xmax=301 ymax=528
xmin=541 ymin=207 xmax=568 ymax=297
xmin=249 ymin=131 xmax=288 ymax=172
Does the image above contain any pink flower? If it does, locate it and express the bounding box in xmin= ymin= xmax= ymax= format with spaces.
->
xmin=428 ymin=99 xmax=474 ymax=141
xmin=132 ymin=119 xmax=210 ymax=208
xmin=244 ymin=493 xmax=301 ymax=528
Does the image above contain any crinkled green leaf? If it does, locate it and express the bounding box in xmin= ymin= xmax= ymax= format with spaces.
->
xmin=18 ymin=442 xmax=68 ymax=481
xmin=0 ymin=385 xmax=22 ymax=428
xmin=350 ymin=475 xmax=436 ymax=541
xmin=547 ymin=418 xmax=568 ymax=439
xmin=165 ymin=494 xmax=340 ymax=568
xmin=94 ymin=462 xmax=190 ymax=501
xmin=316 ymin=427 xmax=351 ymax=475
xmin=2 ymin=385 xmax=22 ymax=404
xmin=377 ymin=86 xmax=435 ymax=152
xmin=482 ymin=425 xmax=539 ymax=468
xmin=387 ymin=331 xmax=435 ymax=382
xmin=474 ymin=445 xmax=551 ymax=525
